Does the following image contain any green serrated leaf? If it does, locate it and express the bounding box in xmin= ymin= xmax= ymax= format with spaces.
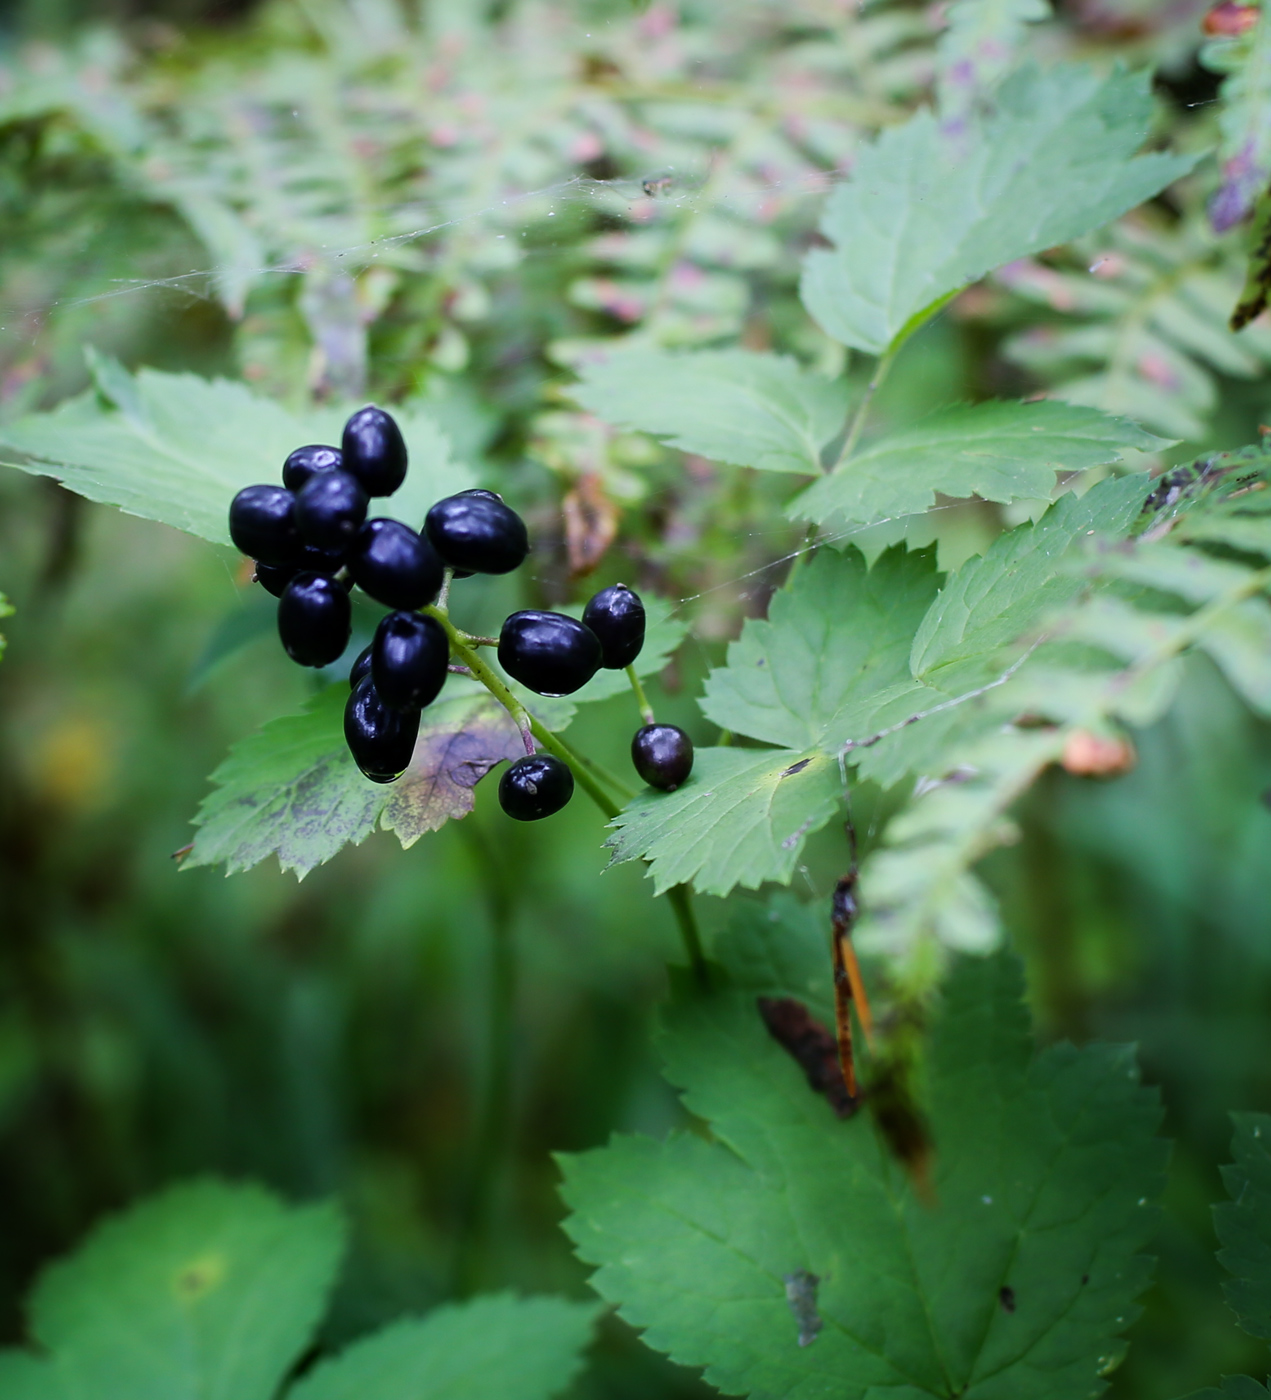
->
xmin=570 ymin=349 xmax=848 ymax=475
xmin=910 ymin=474 xmax=1149 ymax=691
xmin=1216 ymin=1113 xmax=1271 ymax=1345
xmin=0 ymin=354 xmax=474 ymax=547
xmin=0 ymin=1180 xmax=343 ymax=1400
xmin=288 ymin=1294 xmax=598 ymax=1400
xmin=187 ymin=681 xmax=523 ymax=878
xmin=801 ymin=65 xmax=1196 ymax=355
xmin=606 ymin=746 xmax=843 ymax=898
xmin=1182 ymin=1381 xmax=1271 ymax=1400
xmin=561 ymin=934 xmax=1166 ymax=1400
xmin=788 ymin=401 xmax=1165 ymax=527
xmin=701 ymin=546 xmax=942 ymax=752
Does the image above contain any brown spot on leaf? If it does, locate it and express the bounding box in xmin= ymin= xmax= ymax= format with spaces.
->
xmin=999 ymin=1285 xmax=1016 ymax=1313
xmin=758 ymin=997 xmax=858 ymax=1118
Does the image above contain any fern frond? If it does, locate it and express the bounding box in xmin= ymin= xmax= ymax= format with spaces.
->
xmin=995 ymin=214 xmax=1271 ymax=441
xmin=1202 ymin=3 xmax=1271 ymax=232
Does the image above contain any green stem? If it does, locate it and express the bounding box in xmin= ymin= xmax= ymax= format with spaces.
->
xmin=833 ymin=343 xmax=898 ymax=471
xmin=626 ymin=664 xmax=655 ymax=726
xmin=667 ymin=883 xmax=709 ymax=989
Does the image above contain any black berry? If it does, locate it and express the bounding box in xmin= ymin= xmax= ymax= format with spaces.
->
xmin=255 ymin=561 xmax=294 ymax=598
xmin=277 ymin=573 xmax=351 ymax=667
xmin=282 ymin=444 xmax=343 ymax=492
xmin=294 ymin=470 xmax=368 ymax=551
xmin=342 ymin=406 xmax=408 ymax=497
xmin=371 ymin=611 xmax=449 ymax=712
xmin=349 ymin=644 xmax=373 ymax=689
xmin=257 ymin=543 xmax=346 ymax=596
xmin=498 ymin=611 xmax=602 ymax=696
xmin=632 ymin=724 xmax=693 ymax=790
xmin=348 ymin=519 xmax=444 ymax=610
xmin=498 ymin=754 xmax=574 ymax=820
xmin=425 ymin=491 xmax=529 ymax=575
xmin=229 ymin=484 xmax=300 ymax=566
xmin=583 ymin=583 xmax=646 ymax=669
xmin=345 ymin=675 xmax=420 ymax=783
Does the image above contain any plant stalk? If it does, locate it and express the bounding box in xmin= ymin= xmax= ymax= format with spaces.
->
xmin=625 ymin=664 xmax=656 ymax=725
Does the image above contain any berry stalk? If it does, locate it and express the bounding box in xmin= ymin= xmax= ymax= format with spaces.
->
xmin=625 ymin=664 xmax=655 ymax=726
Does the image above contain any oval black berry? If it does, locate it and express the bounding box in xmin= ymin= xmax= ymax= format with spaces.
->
xmin=348 ymin=519 xmax=444 ymax=610
xmin=229 ymin=484 xmax=300 ymax=566
xmin=498 ymin=611 xmax=602 ymax=696
xmin=255 ymin=561 xmax=295 ymax=598
xmin=349 ymin=643 xmax=373 ymax=689
xmin=277 ymin=572 xmax=352 ymax=667
xmin=342 ymin=406 xmax=408 ymax=497
xmin=344 ymin=675 xmax=420 ymax=783
xmin=282 ymin=443 xmax=343 ymax=492
xmin=294 ymin=470 xmax=368 ymax=551
xmin=498 ymin=754 xmax=574 ymax=821
xmin=632 ymin=724 xmax=694 ymax=791
xmin=371 ymin=611 xmax=449 ymax=712
xmin=425 ymin=491 xmax=529 ymax=575
xmin=583 ymin=583 xmax=646 ymax=669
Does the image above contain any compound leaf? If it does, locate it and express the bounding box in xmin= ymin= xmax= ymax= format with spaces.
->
xmin=606 ymin=746 xmax=844 ymax=898
xmin=701 ymin=545 xmax=942 ymax=752
xmin=188 ymin=681 xmax=523 ymax=878
xmin=561 ymin=926 xmax=1167 ymax=1400
xmin=788 ymin=401 xmax=1165 ymax=527
xmin=801 ymin=64 xmax=1196 ymax=355
xmin=288 ymin=1294 xmax=598 ymax=1400
xmin=0 ymin=1180 xmax=343 ymax=1400
xmin=0 ymin=353 xmax=473 ymax=546
xmin=570 ymin=349 xmax=848 ymax=475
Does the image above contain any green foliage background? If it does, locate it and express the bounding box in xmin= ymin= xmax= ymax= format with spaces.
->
xmin=3 ymin=0 xmax=1271 ymax=1396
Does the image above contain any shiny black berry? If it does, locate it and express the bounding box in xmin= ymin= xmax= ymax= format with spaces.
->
xmin=348 ymin=519 xmax=444 ymax=610
xmin=583 ymin=583 xmax=646 ymax=669
xmin=229 ymin=484 xmax=300 ymax=566
xmin=425 ymin=491 xmax=529 ymax=575
xmin=255 ymin=561 xmax=294 ymax=598
xmin=371 ymin=611 xmax=449 ymax=712
xmin=498 ymin=754 xmax=574 ymax=821
xmin=349 ymin=644 xmax=373 ymax=689
xmin=282 ymin=444 xmax=343 ymax=492
xmin=277 ymin=573 xmax=351 ymax=667
xmin=294 ymin=470 xmax=368 ymax=551
xmin=256 ymin=543 xmax=346 ymax=596
xmin=345 ymin=675 xmax=420 ymax=783
xmin=342 ymin=406 xmax=408 ymax=497
xmin=632 ymin=724 xmax=693 ymax=791
xmin=498 ymin=611 xmax=602 ymax=696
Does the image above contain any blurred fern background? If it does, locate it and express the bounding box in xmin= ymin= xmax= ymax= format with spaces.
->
xmin=1 ymin=0 xmax=1270 ymax=1395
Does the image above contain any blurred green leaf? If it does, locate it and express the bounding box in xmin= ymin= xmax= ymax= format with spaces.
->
xmin=789 ymin=401 xmax=1164 ymax=526
xmin=570 ymin=349 xmax=848 ymax=475
xmin=1216 ymin=1114 xmax=1271 ymax=1345
xmin=0 ymin=1180 xmax=344 ymax=1400
xmin=801 ymin=64 xmax=1196 ymax=355
xmin=288 ymin=1294 xmax=597 ymax=1400
xmin=188 ymin=681 xmax=523 ymax=878
xmin=0 ymin=352 xmax=473 ymax=547
xmin=936 ymin=0 xmax=1049 ymax=119
xmin=561 ymin=940 xmax=1167 ymax=1400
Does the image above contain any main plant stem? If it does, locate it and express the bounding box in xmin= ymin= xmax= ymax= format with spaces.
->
xmin=425 ymin=606 xmax=708 ymax=987
xmin=833 ymin=342 xmax=898 ymax=471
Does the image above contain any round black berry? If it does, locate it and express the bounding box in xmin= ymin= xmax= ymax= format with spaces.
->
xmin=348 ymin=519 xmax=444 ymax=610
xmin=282 ymin=444 xmax=343 ymax=492
xmin=583 ymin=583 xmax=646 ymax=669
xmin=371 ymin=611 xmax=449 ymax=712
xmin=277 ymin=572 xmax=352 ymax=667
xmin=345 ymin=675 xmax=420 ymax=783
xmin=632 ymin=724 xmax=694 ymax=791
xmin=425 ymin=491 xmax=529 ymax=575
xmin=294 ymin=470 xmax=368 ymax=551
xmin=342 ymin=406 xmax=408 ymax=497
xmin=498 ymin=754 xmax=574 ymax=821
xmin=255 ymin=561 xmax=294 ymax=598
xmin=229 ymin=484 xmax=300 ymax=566
xmin=498 ymin=611 xmax=602 ymax=696
xmin=349 ymin=643 xmax=373 ymax=689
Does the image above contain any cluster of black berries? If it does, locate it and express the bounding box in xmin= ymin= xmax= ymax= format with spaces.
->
xmin=228 ymin=404 xmax=693 ymax=821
